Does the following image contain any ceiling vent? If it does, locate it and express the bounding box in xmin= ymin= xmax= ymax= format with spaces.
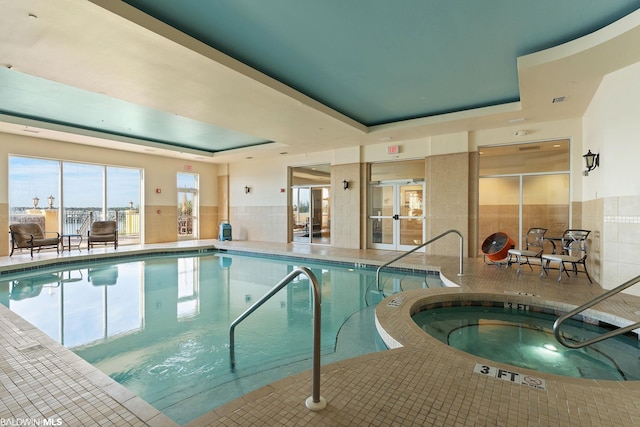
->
xmin=552 ymin=96 xmax=566 ymax=103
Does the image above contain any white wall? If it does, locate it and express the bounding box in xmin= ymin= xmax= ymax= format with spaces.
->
xmin=584 ymin=61 xmax=640 ymax=200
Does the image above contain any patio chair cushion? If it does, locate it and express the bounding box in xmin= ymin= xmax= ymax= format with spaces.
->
xmin=9 ymin=223 xmax=60 ymax=256
xmin=88 ymin=221 xmax=118 ymax=248
xmin=89 ymin=221 xmax=116 ymax=240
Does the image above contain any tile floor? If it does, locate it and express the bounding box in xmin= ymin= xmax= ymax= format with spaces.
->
xmin=1 ymin=240 xmax=640 ymax=426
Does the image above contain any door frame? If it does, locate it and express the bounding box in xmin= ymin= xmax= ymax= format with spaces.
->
xmin=291 ymin=185 xmax=331 ymax=245
xmin=177 ymin=173 xmax=199 ymax=240
xmin=368 ymin=180 xmax=425 ymax=251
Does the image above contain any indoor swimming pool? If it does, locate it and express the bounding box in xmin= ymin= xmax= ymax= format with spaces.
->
xmin=413 ymin=303 xmax=640 ymax=381
xmin=0 ymin=251 xmax=442 ymax=424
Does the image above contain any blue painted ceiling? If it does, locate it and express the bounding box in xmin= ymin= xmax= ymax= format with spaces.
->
xmin=123 ymin=0 xmax=639 ymax=125
xmin=1 ymin=0 xmax=639 ymax=154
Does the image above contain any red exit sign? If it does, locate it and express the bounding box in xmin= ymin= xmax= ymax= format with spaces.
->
xmin=387 ymin=145 xmax=399 ymax=155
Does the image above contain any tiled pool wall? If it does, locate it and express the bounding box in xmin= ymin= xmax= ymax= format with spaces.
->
xmin=0 ymin=247 xmax=220 ymax=275
xmin=216 ymin=248 xmax=443 ymax=276
xmin=1 ymin=247 xmax=442 ymax=279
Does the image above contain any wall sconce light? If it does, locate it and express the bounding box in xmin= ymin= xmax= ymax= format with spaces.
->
xmin=583 ymin=150 xmax=599 ymax=176
xmin=343 ymin=180 xmax=349 ymax=190
xmin=47 ymin=195 xmax=55 ymax=209
xmin=244 ymin=185 xmax=250 ymax=194
xmin=32 ymin=196 xmax=39 ymax=209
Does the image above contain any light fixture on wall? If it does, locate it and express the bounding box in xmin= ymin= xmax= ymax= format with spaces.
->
xmin=583 ymin=150 xmax=599 ymax=176
xmin=244 ymin=185 xmax=250 ymax=194
xmin=32 ymin=196 xmax=39 ymax=209
xmin=47 ymin=195 xmax=55 ymax=209
xmin=343 ymin=179 xmax=349 ymax=190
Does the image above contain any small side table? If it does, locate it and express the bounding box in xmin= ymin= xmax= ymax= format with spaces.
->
xmin=61 ymin=234 xmax=83 ymax=252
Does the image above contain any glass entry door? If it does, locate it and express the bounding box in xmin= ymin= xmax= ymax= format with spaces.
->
xmin=369 ymin=182 xmax=425 ymax=250
xmin=292 ymin=186 xmax=330 ymax=244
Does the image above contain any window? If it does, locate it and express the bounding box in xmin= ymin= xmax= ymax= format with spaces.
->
xmin=478 ymin=140 xmax=570 ymax=253
xmin=8 ymin=156 xmax=142 ymax=249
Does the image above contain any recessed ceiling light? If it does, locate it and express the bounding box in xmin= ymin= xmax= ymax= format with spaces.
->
xmin=28 ymin=13 xmax=38 ymax=19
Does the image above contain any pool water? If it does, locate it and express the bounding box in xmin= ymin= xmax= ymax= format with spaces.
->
xmin=0 ymin=251 xmax=441 ymax=424
xmin=413 ymin=305 xmax=640 ymax=381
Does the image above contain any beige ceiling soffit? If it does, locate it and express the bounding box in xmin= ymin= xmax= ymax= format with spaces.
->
xmin=0 ymin=115 xmax=215 ymax=158
xmin=517 ymin=9 xmax=640 ymax=121
xmin=88 ymin=0 xmax=367 ymax=134
xmin=368 ymin=101 xmax=523 ymax=134
xmin=518 ymin=9 xmax=640 ymax=71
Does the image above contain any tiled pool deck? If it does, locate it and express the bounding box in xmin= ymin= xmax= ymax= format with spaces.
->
xmin=1 ymin=240 xmax=640 ymax=426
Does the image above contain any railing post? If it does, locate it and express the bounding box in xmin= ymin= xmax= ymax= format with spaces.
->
xmin=229 ymin=266 xmax=327 ymax=411
xmin=458 ymin=232 xmax=464 ymax=276
xmin=376 ymin=229 xmax=464 ymax=291
xmin=553 ymin=274 xmax=640 ymax=348
xmin=305 ymin=268 xmax=326 ymax=410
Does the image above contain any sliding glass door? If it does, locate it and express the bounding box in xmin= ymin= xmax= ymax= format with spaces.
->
xmin=63 ymin=162 xmax=103 ymax=235
xmin=8 ymin=156 xmax=142 ymax=249
xmin=108 ymin=167 xmax=141 ymax=245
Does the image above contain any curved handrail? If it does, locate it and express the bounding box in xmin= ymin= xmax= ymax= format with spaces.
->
xmin=553 ymin=274 xmax=640 ymax=348
xmin=229 ymin=266 xmax=326 ymax=410
xmin=376 ymin=229 xmax=463 ymax=292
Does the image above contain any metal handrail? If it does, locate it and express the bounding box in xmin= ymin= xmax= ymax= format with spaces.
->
xmin=553 ymin=274 xmax=640 ymax=348
xmin=229 ymin=266 xmax=327 ymax=411
xmin=376 ymin=229 xmax=464 ymax=292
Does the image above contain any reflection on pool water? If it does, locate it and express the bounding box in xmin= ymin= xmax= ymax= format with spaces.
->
xmin=413 ymin=305 xmax=640 ymax=381
xmin=0 ymin=252 xmax=442 ymax=424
